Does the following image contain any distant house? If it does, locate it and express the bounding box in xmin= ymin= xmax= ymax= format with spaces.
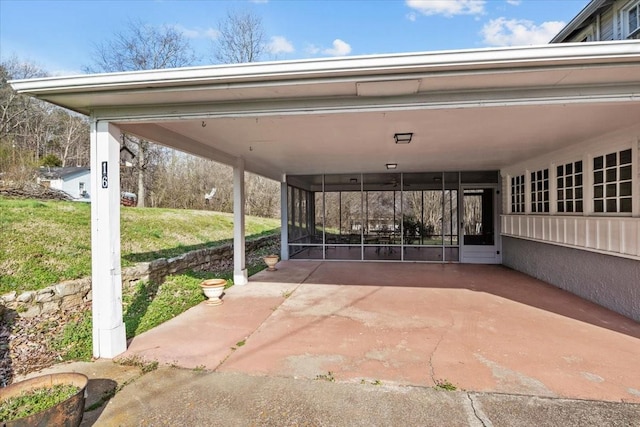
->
xmin=37 ymin=167 xmax=90 ymax=201
xmin=551 ymin=0 xmax=640 ymax=43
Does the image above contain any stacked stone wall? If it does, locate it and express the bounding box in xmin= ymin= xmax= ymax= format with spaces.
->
xmin=0 ymin=235 xmax=278 ymax=318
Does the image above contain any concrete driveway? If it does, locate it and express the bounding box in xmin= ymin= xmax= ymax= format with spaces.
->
xmin=123 ymin=261 xmax=640 ymax=403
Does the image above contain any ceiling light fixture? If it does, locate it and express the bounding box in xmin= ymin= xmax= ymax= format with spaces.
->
xmin=386 ymin=163 xmax=398 ymax=170
xmin=394 ymin=133 xmax=413 ymax=144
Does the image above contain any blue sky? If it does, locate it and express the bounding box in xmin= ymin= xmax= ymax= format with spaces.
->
xmin=1 ymin=0 xmax=589 ymax=76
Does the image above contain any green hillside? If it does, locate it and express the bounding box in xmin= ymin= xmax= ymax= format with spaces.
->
xmin=0 ymin=198 xmax=279 ymax=294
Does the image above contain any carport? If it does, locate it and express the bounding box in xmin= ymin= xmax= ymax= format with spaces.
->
xmin=10 ymin=41 xmax=640 ymax=358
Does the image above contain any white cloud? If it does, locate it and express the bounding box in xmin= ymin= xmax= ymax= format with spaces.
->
xmin=406 ymin=0 xmax=485 ymax=17
xmin=322 ymin=39 xmax=352 ymax=56
xmin=204 ymin=28 xmax=220 ymax=40
xmin=305 ymin=44 xmax=321 ymax=55
xmin=172 ymin=24 xmax=219 ymax=40
xmin=506 ymin=0 xmax=521 ymax=5
xmin=267 ymin=36 xmax=294 ymax=54
xmin=406 ymin=12 xmax=417 ymax=22
xmin=481 ymin=17 xmax=566 ymax=46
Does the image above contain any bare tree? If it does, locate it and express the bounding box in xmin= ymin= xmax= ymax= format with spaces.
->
xmin=0 ymin=58 xmax=55 ymax=177
xmin=210 ymin=11 xmax=280 ymax=217
xmin=85 ymin=20 xmax=196 ymax=73
xmin=212 ymin=10 xmax=266 ymax=64
xmin=49 ymin=109 xmax=89 ymax=167
xmin=85 ymin=20 xmax=196 ymax=206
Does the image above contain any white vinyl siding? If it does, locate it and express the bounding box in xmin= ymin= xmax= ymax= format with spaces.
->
xmin=501 ymin=126 xmax=639 ymax=261
xmin=601 ymin=7 xmax=615 ymax=40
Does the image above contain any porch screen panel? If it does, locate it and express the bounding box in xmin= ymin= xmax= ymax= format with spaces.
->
xmin=324 ymin=192 xmax=341 ymax=259
xmin=402 ymin=190 xmax=422 ymax=246
xmin=314 ymin=192 xmax=324 ymax=244
xmin=364 ymin=189 xmax=399 ymax=260
xmin=286 ymin=186 xmax=311 ymax=259
xmin=287 ymin=186 xmax=294 ymax=239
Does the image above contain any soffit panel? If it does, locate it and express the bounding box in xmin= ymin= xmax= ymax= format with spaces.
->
xmin=118 ymin=100 xmax=640 ymax=177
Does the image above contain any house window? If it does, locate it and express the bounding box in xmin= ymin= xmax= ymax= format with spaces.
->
xmin=593 ymin=149 xmax=632 ymax=213
xmin=511 ymin=175 xmax=525 ymax=213
xmin=557 ymin=161 xmax=583 ymax=213
xmin=530 ymin=169 xmax=549 ymax=213
xmin=625 ymin=1 xmax=640 ymax=38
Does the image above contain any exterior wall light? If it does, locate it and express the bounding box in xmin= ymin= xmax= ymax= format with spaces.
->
xmin=386 ymin=163 xmax=398 ymax=170
xmin=394 ymin=133 xmax=413 ymax=144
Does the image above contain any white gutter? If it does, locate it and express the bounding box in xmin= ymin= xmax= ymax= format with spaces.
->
xmin=550 ymin=0 xmax=608 ymax=43
xmin=10 ymin=41 xmax=640 ymax=96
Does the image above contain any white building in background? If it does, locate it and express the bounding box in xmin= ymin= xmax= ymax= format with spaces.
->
xmin=37 ymin=167 xmax=90 ymax=201
xmin=551 ymin=0 xmax=640 ymax=43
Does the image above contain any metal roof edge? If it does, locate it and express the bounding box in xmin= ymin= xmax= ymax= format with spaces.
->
xmin=10 ymin=41 xmax=640 ymax=96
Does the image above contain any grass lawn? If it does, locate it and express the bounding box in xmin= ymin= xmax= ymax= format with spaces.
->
xmin=0 ymin=198 xmax=280 ymax=294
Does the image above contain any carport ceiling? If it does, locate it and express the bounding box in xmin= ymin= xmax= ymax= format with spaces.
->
xmin=12 ymin=41 xmax=640 ymax=180
xmin=118 ymin=101 xmax=639 ymax=176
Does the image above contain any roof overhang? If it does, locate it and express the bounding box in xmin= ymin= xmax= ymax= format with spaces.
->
xmin=11 ymin=41 xmax=640 ymax=181
xmin=550 ymin=0 xmax=610 ymax=43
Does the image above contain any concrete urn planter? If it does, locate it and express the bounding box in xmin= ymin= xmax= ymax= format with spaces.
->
xmin=200 ymin=279 xmax=227 ymax=306
xmin=263 ymin=255 xmax=279 ymax=271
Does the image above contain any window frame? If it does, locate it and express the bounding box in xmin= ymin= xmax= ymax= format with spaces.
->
xmin=510 ymin=174 xmax=525 ymax=214
xmin=530 ymin=168 xmax=550 ymax=214
xmin=556 ymin=160 xmax=584 ymax=214
xmin=592 ymin=148 xmax=633 ymax=214
xmin=622 ymin=0 xmax=640 ymax=39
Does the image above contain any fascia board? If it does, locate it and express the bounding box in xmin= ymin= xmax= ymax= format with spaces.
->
xmin=10 ymin=41 xmax=640 ymax=98
xmin=87 ymin=82 xmax=640 ymax=123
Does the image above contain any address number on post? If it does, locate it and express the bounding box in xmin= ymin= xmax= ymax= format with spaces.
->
xmin=101 ymin=161 xmax=108 ymax=188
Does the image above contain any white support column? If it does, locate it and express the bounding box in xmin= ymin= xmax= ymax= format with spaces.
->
xmin=233 ymin=157 xmax=248 ymax=285
xmin=90 ymin=120 xmax=126 ymax=358
xmin=280 ymin=179 xmax=289 ymax=260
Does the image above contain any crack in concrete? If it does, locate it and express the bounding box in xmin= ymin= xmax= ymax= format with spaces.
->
xmin=466 ymin=392 xmax=493 ymax=427
xmin=299 ymin=262 xmax=324 ymax=285
xmin=213 ymin=263 xmax=323 ymax=372
xmin=428 ymin=331 xmax=445 ymax=384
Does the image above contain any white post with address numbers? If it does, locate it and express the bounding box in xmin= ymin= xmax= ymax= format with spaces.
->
xmin=90 ymin=120 xmax=127 ymax=358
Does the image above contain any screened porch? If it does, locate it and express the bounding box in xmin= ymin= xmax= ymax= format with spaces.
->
xmin=286 ymin=171 xmax=500 ymax=263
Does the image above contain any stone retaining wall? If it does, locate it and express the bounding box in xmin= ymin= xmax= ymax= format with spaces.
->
xmin=0 ymin=235 xmax=278 ymax=318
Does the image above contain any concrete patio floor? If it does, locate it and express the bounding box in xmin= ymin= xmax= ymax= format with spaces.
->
xmin=122 ymin=261 xmax=640 ymax=404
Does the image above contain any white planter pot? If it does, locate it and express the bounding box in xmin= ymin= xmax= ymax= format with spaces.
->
xmin=263 ymin=255 xmax=279 ymax=271
xmin=200 ymin=279 xmax=227 ymax=306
